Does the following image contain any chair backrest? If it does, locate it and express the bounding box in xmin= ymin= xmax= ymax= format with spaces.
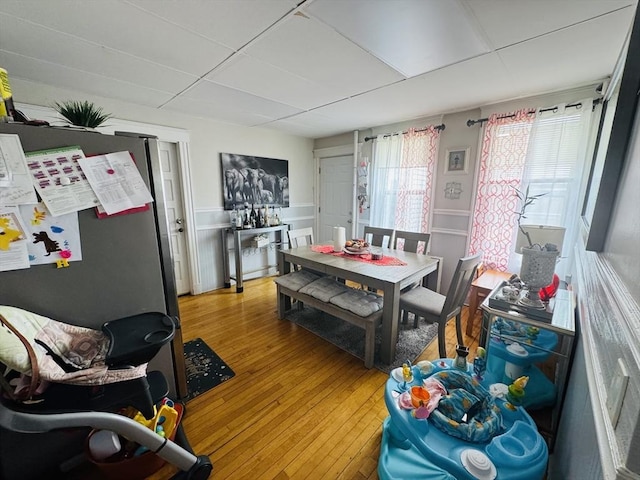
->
xmin=442 ymin=254 xmax=482 ymax=317
xmin=288 ymin=227 xmax=314 ymax=248
xmin=393 ymin=230 xmax=431 ymax=255
xmin=363 ymin=226 xmax=394 ymax=248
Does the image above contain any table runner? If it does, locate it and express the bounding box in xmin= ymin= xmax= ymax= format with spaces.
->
xmin=311 ymin=244 xmax=407 ymax=266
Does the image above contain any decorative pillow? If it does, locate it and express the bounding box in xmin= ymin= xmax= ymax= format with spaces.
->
xmin=329 ymin=289 xmax=383 ymax=317
xmin=273 ymin=270 xmax=321 ymax=292
xmin=299 ymin=277 xmax=350 ymax=302
xmin=428 ymin=369 xmax=503 ymax=443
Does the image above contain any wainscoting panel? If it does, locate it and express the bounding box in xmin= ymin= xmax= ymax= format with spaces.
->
xmin=549 ymin=246 xmax=640 ymax=479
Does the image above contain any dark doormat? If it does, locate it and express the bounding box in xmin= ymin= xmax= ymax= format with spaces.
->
xmin=183 ymin=338 xmax=235 ymax=401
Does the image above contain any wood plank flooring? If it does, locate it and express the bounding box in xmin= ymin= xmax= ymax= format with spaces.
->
xmin=148 ymin=276 xmax=481 ymax=480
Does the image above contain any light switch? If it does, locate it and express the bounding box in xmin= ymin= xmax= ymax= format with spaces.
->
xmin=606 ymin=358 xmax=629 ymax=428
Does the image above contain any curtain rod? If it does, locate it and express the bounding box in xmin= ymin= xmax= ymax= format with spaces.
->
xmin=466 ymin=100 xmax=601 ymax=127
xmin=364 ymin=123 xmax=445 ymax=142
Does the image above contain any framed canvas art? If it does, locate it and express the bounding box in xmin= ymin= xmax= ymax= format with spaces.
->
xmin=220 ymin=153 xmax=289 ymax=210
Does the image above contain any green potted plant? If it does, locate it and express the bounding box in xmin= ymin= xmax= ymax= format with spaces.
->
xmin=53 ymin=100 xmax=111 ymax=129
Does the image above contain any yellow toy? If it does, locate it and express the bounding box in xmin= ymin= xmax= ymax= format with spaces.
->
xmin=132 ymin=401 xmax=179 ymax=438
xmin=507 ymin=375 xmax=529 ymax=405
xmin=402 ymin=362 xmax=413 ymax=383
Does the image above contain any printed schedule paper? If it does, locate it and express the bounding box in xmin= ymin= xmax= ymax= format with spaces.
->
xmin=77 ymin=151 xmax=153 ymax=215
xmin=25 ymin=146 xmax=100 ymax=216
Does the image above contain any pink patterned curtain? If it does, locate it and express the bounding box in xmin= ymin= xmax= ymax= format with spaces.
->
xmin=394 ymin=127 xmax=440 ymax=233
xmin=468 ymin=110 xmax=534 ymax=271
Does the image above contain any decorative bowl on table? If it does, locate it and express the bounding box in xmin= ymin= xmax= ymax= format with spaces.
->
xmin=343 ymin=239 xmax=369 ymax=254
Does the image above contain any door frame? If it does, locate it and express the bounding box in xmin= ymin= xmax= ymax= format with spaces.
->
xmin=313 ymin=132 xmax=358 ymax=239
xmin=105 ymin=119 xmax=199 ymax=295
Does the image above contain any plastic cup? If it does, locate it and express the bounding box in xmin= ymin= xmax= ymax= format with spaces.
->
xmin=410 ymin=386 xmax=431 ymax=408
xmin=88 ymin=430 xmax=122 ymax=461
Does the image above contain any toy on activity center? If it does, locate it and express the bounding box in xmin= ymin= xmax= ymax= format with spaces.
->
xmin=484 ymin=317 xmax=558 ymax=409
xmin=379 ymin=359 xmax=548 ymax=480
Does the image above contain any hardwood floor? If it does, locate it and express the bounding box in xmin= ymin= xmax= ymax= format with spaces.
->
xmin=149 ymin=276 xmax=482 ymax=480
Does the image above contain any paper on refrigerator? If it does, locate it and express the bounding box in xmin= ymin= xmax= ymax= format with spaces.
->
xmin=25 ymin=145 xmax=100 ymax=216
xmin=0 ymin=206 xmax=30 ymax=271
xmin=77 ymin=151 xmax=153 ymax=215
xmin=0 ymin=134 xmax=38 ymax=206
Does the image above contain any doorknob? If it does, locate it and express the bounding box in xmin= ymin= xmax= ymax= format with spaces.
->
xmin=178 ymin=228 xmax=184 ymax=233
xmin=176 ymin=218 xmax=184 ymax=225
xmin=347 ymin=220 xmax=352 ymax=224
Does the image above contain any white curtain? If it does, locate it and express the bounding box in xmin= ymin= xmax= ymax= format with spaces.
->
xmin=369 ymin=133 xmax=404 ymax=229
xmin=506 ymin=100 xmax=594 ymax=279
xmin=369 ymin=128 xmax=439 ymax=232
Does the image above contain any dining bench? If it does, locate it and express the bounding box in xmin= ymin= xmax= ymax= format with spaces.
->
xmin=275 ymin=271 xmax=383 ymax=368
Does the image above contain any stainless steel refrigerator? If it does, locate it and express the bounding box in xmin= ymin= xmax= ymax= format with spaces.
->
xmin=0 ymin=123 xmax=187 ymax=478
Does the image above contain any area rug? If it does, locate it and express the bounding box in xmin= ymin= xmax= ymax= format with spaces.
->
xmin=183 ymin=338 xmax=235 ymax=401
xmin=285 ymin=307 xmax=438 ymax=373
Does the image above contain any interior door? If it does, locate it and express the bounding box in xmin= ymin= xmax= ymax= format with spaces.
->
xmin=158 ymin=141 xmax=190 ymax=295
xmin=319 ymin=155 xmax=354 ymax=243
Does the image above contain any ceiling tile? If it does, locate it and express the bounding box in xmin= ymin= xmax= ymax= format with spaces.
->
xmin=266 ymin=114 xmax=346 ymax=138
xmin=127 ymin=0 xmax=298 ymax=50
xmin=306 ymin=0 xmax=490 ymax=78
xmin=0 ymin=51 xmax=174 ymax=108
xmin=161 ymin=95 xmax=288 ymax=128
xmin=206 ymin=54 xmax=343 ymax=109
xmin=498 ymin=9 xmax=632 ymax=94
xmin=0 ymin=14 xmax=198 ymax=93
xmin=465 ymin=0 xmax=635 ymax=49
xmin=245 ymin=13 xmax=405 ymax=95
xmin=0 ymin=4 xmax=232 ymax=77
xmin=302 ymin=53 xmax=512 ymax=131
xmin=170 ymin=79 xmax=302 ymax=120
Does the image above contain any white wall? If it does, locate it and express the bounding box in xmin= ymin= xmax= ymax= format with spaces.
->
xmin=11 ymin=78 xmax=315 ymax=293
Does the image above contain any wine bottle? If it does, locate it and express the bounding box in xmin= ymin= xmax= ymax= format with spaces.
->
xmin=259 ymin=205 xmax=266 ymax=228
xmin=243 ymin=204 xmax=251 ymax=229
xmin=250 ymin=204 xmax=257 ymax=228
xmin=230 ymin=205 xmax=238 ymax=229
xmin=235 ymin=205 xmax=243 ymax=229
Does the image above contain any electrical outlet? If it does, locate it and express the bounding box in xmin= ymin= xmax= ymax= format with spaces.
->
xmin=606 ymin=358 xmax=629 ymax=428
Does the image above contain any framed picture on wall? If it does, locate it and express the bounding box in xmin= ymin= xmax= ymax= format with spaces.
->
xmin=444 ymin=148 xmax=469 ymax=174
xmin=220 ymin=152 xmax=289 ymax=210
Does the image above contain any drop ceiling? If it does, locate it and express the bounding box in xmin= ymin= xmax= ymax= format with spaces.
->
xmin=0 ymin=0 xmax=637 ymax=138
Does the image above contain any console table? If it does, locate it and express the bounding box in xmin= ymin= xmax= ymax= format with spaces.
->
xmin=479 ymin=285 xmax=576 ymax=450
xmin=222 ymin=224 xmax=289 ymax=293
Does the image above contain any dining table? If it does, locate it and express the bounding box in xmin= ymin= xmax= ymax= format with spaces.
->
xmin=277 ymin=245 xmax=440 ymax=364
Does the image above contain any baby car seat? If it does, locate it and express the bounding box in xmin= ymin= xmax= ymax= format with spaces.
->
xmin=0 ymin=306 xmax=212 ymax=480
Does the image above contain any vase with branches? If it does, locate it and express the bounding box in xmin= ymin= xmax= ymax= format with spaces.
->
xmin=513 ymin=186 xmax=559 ymax=252
xmin=513 ymin=186 xmax=562 ymax=308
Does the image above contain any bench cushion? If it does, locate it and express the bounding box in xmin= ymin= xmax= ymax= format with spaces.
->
xmin=330 ymin=289 xmax=383 ymax=317
xmin=299 ymin=277 xmax=350 ymax=302
xmin=274 ymin=270 xmax=321 ymax=292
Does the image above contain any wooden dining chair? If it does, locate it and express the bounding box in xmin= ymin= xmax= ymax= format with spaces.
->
xmin=287 ymin=227 xmax=314 ymax=248
xmin=392 ymin=230 xmax=432 ymax=291
xmin=399 ymin=253 xmax=481 ymax=358
xmin=360 ymin=226 xmax=394 ymax=291
xmin=392 ymin=230 xmax=430 ymax=254
xmin=363 ymin=226 xmax=394 ymax=248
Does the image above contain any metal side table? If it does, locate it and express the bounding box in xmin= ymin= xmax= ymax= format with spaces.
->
xmin=222 ymin=224 xmax=289 ymax=293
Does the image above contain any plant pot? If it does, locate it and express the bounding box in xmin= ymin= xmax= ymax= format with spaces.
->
xmin=520 ymin=247 xmax=559 ymax=289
